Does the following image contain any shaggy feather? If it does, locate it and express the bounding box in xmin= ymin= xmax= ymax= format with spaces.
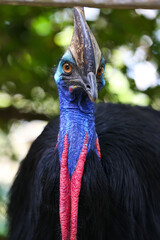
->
xmin=8 ymin=103 xmax=160 ymax=239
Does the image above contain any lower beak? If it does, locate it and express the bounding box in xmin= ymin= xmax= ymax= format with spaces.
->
xmin=86 ymin=72 xmax=98 ymax=102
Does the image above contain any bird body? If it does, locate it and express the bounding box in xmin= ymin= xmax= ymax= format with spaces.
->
xmin=8 ymin=103 xmax=160 ymax=240
xmin=8 ymin=7 xmax=160 ymax=240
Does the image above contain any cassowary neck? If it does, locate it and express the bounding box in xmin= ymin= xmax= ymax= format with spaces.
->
xmin=57 ymin=89 xmax=101 ymax=240
xmin=58 ymin=97 xmax=97 ymax=177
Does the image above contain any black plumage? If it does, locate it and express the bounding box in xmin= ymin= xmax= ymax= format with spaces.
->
xmin=8 ymin=103 xmax=160 ymax=240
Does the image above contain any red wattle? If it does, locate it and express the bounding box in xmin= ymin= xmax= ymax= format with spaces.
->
xmin=60 ymin=133 xmax=89 ymax=240
xmin=96 ymin=137 xmax=101 ymax=160
xmin=60 ymin=134 xmax=71 ymax=240
xmin=70 ymin=133 xmax=89 ymax=240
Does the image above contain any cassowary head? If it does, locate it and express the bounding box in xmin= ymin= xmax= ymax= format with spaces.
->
xmin=54 ymin=7 xmax=106 ymax=105
xmin=54 ymin=7 xmax=106 ymax=240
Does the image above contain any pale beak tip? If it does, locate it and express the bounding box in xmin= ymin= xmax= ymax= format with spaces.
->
xmin=86 ymin=72 xmax=98 ymax=102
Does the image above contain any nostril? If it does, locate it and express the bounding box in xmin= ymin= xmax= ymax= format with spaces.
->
xmin=87 ymin=85 xmax=90 ymax=89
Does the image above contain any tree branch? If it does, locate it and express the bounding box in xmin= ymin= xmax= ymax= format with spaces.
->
xmin=0 ymin=236 xmax=7 ymax=240
xmin=0 ymin=106 xmax=50 ymax=122
xmin=0 ymin=0 xmax=160 ymax=9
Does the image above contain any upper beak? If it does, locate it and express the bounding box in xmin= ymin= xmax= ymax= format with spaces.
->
xmin=85 ymin=72 xmax=98 ymax=102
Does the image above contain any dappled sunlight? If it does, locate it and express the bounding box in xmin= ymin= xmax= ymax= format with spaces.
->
xmin=0 ymin=120 xmax=47 ymax=236
xmin=84 ymin=7 xmax=100 ymax=21
xmin=0 ymin=92 xmax=11 ymax=108
xmin=105 ymin=64 xmax=150 ymax=105
xmin=0 ymin=120 xmax=47 ymax=184
xmin=32 ymin=16 xmax=52 ymax=36
xmin=9 ymin=120 xmax=47 ymax=161
xmin=54 ymin=26 xmax=73 ymax=47
xmin=135 ymin=9 xmax=158 ymax=20
xmin=132 ymin=61 xmax=158 ymax=91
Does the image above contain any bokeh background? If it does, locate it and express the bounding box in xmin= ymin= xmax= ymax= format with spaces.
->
xmin=0 ymin=6 xmax=160 ymax=239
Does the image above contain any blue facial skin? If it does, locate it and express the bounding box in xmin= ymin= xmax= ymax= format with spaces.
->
xmin=54 ymin=50 xmax=105 ymax=177
xmin=98 ymin=56 xmax=106 ymax=89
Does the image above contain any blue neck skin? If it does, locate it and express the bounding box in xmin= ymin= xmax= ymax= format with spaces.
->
xmin=54 ymin=50 xmax=103 ymax=177
xmin=58 ymin=87 xmax=98 ymax=177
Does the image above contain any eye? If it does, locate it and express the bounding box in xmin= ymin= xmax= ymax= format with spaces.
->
xmin=62 ymin=62 xmax=72 ymax=74
xmin=97 ymin=66 xmax=104 ymax=77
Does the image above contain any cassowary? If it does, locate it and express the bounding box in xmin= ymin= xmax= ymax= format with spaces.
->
xmin=8 ymin=7 xmax=160 ymax=240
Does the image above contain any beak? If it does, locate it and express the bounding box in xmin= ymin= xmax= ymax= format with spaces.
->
xmin=85 ymin=72 xmax=98 ymax=102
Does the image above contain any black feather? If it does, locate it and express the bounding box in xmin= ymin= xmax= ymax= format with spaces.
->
xmin=8 ymin=103 xmax=160 ymax=240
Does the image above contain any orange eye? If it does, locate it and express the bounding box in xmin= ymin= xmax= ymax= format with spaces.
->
xmin=62 ymin=63 xmax=72 ymax=74
xmin=97 ymin=66 xmax=104 ymax=76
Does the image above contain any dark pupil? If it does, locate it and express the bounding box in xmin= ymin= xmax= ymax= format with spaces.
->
xmin=98 ymin=67 xmax=102 ymax=73
xmin=65 ymin=64 xmax=70 ymax=70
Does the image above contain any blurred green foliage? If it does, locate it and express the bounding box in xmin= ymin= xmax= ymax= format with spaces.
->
xmin=0 ymin=186 xmax=8 ymax=238
xmin=0 ymin=6 xmax=160 ymax=238
xmin=0 ymin=6 xmax=160 ymax=125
